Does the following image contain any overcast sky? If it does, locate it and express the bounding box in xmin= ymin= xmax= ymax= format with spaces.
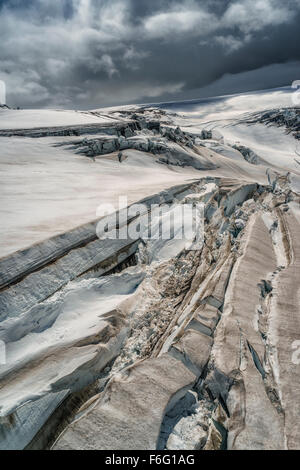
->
xmin=0 ymin=0 xmax=299 ymax=109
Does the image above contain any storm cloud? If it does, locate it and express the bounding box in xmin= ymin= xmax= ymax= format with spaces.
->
xmin=0 ymin=0 xmax=299 ymax=108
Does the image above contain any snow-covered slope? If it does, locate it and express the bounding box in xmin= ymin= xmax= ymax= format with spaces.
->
xmin=157 ymin=87 xmax=299 ymax=171
xmin=0 ymin=108 xmax=122 ymax=130
xmin=0 ymin=87 xmax=299 ymax=450
xmin=1 ymin=88 xmax=299 ymax=258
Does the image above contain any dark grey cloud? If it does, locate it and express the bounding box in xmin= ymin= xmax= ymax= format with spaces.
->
xmin=0 ymin=0 xmax=299 ymax=109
